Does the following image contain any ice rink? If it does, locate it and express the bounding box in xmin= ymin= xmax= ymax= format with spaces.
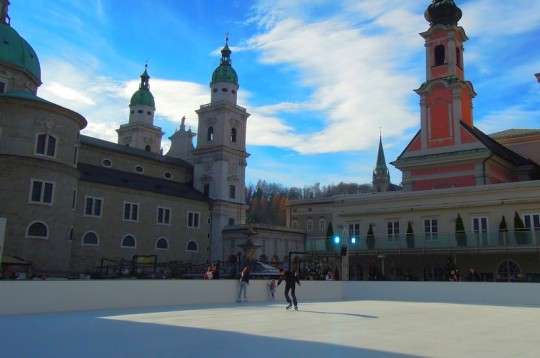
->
xmin=2 ymin=299 xmax=539 ymax=357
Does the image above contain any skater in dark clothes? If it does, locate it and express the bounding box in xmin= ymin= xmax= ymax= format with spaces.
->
xmin=277 ymin=268 xmax=301 ymax=310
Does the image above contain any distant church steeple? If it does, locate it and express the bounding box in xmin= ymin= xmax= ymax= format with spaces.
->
xmin=372 ymin=133 xmax=390 ymax=192
xmin=116 ymin=64 xmax=164 ymax=153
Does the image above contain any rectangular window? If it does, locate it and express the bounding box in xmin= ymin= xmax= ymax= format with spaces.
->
xmin=319 ymin=219 xmax=326 ymax=231
xmin=0 ymin=81 xmax=5 ymax=93
xmin=386 ymin=221 xmax=400 ymax=241
xmin=472 ymin=216 xmax=488 ymax=245
xmin=35 ymin=134 xmax=56 ymax=157
xmin=523 ymin=214 xmax=540 ymax=231
xmin=124 ymin=202 xmax=139 ymax=222
xmin=84 ymin=196 xmax=103 ymax=217
xmin=29 ymin=179 xmax=54 ymax=204
xmin=203 ymin=184 xmax=210 ymax=197
xmin=306 ymin=220 xmax=313 ymax=231
xmin=157 ymin=207 xmax=171 ymax=225
xmin=424 ymin=219 xmax=438 ymax=240
xmin=188 ymin=211 xmax=200 ymax=228
xmin=228 ymin=218 xmax=235 ymax=226
xmin=229 ymin=185 xmax=236 ymax=199
xmin=348 ymin=223 xmax=360 ymax=239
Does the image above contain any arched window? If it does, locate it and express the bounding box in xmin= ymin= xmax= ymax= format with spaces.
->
xmin=434 ymin=45 xmax=445 ymax=66
xmin=26 ymin=221 xmax=48 ymax=239
xmin=456 ymin=47 xmax=462 ymax=68
xmin=82 ymin=231 xmax=99 ymax=246
xmin=230 ymin=127 xmax=237 ymax=142
xmin=207 ymin=126 xmax=214 ymax=141
xmin=121 ymin=235 xmax=136 ymax=248
xmin=156 ymin=237 xmax=169 ymax=250
xmin=145 ymin=145 xmax=151 ymax=152
xmin=497 ymin=260 xmax=521 ymax=282
xmin=187 ymin=240 xmax=198 ymax=252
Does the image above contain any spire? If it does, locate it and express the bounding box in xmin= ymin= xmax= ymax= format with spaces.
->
xmin=139 ymin=63 xmax=150 ymax=90
xmin=372 ymin=133 xmax=390 ymax=193
xmin=211 ymin=36 xmax=238 ymax=84
xmin=0 ymin=0 xmax=10 ymax=25
xmin=375 ymin=133 xmax=388 ymax=171
xmin=220 ymin=35 xmax=232 ymax=66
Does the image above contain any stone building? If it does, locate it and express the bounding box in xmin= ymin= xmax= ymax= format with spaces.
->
xmin=0 ymin=1 xmax=254 ymax=277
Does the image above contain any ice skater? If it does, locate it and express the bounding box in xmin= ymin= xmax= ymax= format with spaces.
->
xmin=277 ymin=268 xmax=301 ymax=310
xmin=237 ymin=266 xmax=250 ymax=302
xmin=268 ymin=279 xmax=276 ymax=298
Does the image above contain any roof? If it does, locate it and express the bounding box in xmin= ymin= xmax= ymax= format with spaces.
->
xmin=0 ymin=22 xmax=40 ymax=82
xmin=394 ymin=123 xmax=539 ymax=169
xmin=78 ymin=162 xmax=210 ymax=202
xmin=489 ymin=129 xmax=540 ymax=140
xmin=79 ymin=135 xmax=193 ymax=169
xmin=463 ymin=123 xmax=536 ymax=167
xmin=211 ymin=40 xmax=238 ymax=84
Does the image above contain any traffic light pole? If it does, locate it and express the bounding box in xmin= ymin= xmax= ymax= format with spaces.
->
xmin=341 ymin=245 xmax=349 ymax=281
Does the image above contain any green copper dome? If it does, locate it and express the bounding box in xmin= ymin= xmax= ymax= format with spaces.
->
xmin=0 ymin=22 xmax=41 ymax=83
xmin=130 ymin=66 xmax=155 ymax=108
xmin=211 ymin=40 xmax=238 ymax=84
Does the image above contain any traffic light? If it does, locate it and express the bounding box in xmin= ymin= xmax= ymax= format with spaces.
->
xmin=340 ymin=244 xmax=348 ymax=256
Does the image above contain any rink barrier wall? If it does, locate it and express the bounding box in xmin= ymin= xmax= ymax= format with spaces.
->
xmin=1 ymin=280 xmax=539 ymax=315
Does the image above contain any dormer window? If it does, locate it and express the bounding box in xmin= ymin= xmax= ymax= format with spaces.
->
xmin=434 ymin=44 xmax=445 ymax=66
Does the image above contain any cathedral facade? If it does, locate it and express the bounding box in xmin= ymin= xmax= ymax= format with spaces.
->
xmin=0 ymin=1 xmax=249 ymax=277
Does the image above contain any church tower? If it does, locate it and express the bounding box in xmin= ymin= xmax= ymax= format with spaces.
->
xmin=392 ymin=0 xmax=538 ymax=191
xmin=116 ymin=65 xmax=164 ymax=153
xmin=372 ymin=134 xmax=390 ymax=192
xmin=192 ymin=38 xmax=250 ymax=261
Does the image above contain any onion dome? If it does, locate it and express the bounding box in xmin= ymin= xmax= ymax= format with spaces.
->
xmin=130 ymin=64 xmax=155 ymax=108
xmin=424 ymin=0 xmax=462 ymax=26
xmin=0 ymin=0 xmax=41 ymax=84
xmin=211 ymin=37 xmax=238 ymax=84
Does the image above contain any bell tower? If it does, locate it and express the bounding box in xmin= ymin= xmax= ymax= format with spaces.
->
xmin=116 ymin=65 xmax=164 ymax=153
xmin=192 ymin=37 xmax=250 ymax=261
xmin=415 ymin=0 xmax=476 ymax=151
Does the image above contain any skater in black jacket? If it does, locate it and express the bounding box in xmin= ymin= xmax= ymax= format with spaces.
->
xmin=277 ymin=268 xmax=301 ymax=310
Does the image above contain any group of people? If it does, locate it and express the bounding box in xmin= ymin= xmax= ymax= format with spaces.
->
xmin=203 ymin=265 xmax=219 ymax=280
xmin=237 ymin=266 xmax=301 ymax=310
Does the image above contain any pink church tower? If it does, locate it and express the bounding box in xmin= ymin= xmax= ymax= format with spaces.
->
xmin=392 ymin=0 xmax=539 ymax=191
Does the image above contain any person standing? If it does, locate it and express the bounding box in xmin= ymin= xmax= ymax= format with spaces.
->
xmin=277 ymin=268 xmax=301 ymax=310
xmin=237 ymin=266 xmax=250 ymax=302
xmin=211 ymin=264 xmax=219 ymax=280
xmin=203 ymin=266 xmax=213 ymax=280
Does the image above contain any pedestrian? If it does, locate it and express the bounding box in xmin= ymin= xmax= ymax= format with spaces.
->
xmin=203 ymin=266 xmax=213 ymax=280
xmin=466 ymin=267 xmax=481 ymax=281
xmin=237 ymin=266 xmax=250 ymax=302
xmin=325 ymin=270 xmax=334 ymax=280
xmin=268 ymin=278 xmax=276 ymax=298
xmin=211 ymin=264 xmax=219 ymax=280
xmin=277 ymin=268 xmax=301 ymax=310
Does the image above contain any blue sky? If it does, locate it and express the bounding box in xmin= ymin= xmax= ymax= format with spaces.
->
xmin=9 ymin=0 xmax=540 ymax=188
